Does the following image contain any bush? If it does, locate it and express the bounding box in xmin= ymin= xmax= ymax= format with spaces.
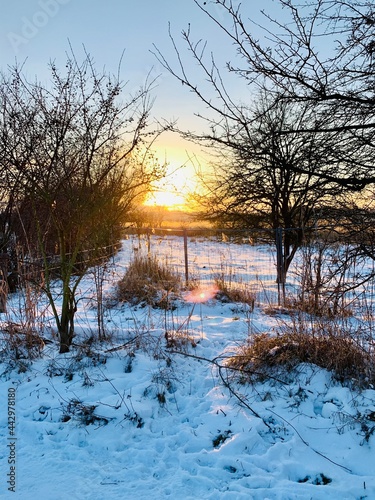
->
xmin=227 ymin=331 xmax=375 ymax=387
xmin=117 ymin=253 xmax=181 ymax=308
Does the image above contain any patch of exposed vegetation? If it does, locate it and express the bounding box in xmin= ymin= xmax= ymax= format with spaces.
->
xmin=117 ymin=254 xmax=181 ymax=309
xmin=227 ymin=332 xmax=375 ymax=388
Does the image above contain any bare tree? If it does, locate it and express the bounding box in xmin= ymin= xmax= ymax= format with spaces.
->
xmin=0 ymin=52 xmax=164 ymax=352
xmin=194 ymin=95 xmax=344 ymax=279
xmin=152 ymin=0 xmax=375 ymax=190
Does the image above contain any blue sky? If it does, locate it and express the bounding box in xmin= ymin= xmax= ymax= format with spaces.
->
xmin=0 ymin=1 xmax=245 ymax=128
xmin=0 ymin=0 xmax=274 ymax=205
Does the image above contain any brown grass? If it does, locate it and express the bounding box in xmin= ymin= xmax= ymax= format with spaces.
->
xmin=214 ymin=275 xmax=255 ymax=309
xmin=117 ymin=253 xmax=181 ymax=308
xmin=226 ymin=331 xmax=375 ymax=387
xmin=283 ymin=294 xmax=353 ymax=318
xmin=1 ymin=321 xmax=45 ymax=360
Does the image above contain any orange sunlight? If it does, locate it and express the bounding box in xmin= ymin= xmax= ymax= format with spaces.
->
xmin=144 ymin=135 xmax=203 ymax=211
xmin=144 ymin=188 xmax=187 ymax=211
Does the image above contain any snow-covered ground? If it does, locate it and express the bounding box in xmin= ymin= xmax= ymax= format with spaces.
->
xmin=1 ymin=235 xmax=374 ymax=499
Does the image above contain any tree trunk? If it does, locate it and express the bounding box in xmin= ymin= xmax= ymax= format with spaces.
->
xmin=0 ymin=253 xmax=9 ymax=313
xmin=59 ymin=289 xmax=77 ymax=353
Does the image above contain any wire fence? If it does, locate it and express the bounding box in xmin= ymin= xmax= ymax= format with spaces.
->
xmin=4 ymin=225 xmax=375 ymax=314
xmin=122 ymin=227 xmax=299 ymax=306
xmin=122 ymin=226 xmax=375 ymax=312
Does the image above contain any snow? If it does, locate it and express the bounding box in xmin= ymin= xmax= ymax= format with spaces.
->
xmin=1 ymin=235 xmax=375 ymax=499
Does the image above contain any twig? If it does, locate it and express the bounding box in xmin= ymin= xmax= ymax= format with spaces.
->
xmin=97 ymin=366 xmax=131 ymax=412
xmin=267 ymin=408 xmax=352 ymax=473
xmin=104 ymin=335 xmax=141 ymax=353
xmin=168 ymin=349 xmax=272 ymax=429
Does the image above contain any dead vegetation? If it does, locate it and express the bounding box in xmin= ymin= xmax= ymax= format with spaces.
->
xmin=226 ymin=331 xmax=375 ymax=388
xmin=117 ymin=253 xmax=181 ymax=309
xmin=0 ymin=321 xmax=47 ymax=361
xmin=214 ymin=270 xmax=255 ymax=309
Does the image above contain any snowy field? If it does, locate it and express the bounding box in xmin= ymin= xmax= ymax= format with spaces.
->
xmin=1 ymin=235 xmax=375 ymax=499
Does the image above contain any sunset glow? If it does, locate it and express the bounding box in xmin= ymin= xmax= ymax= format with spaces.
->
xmin=143 ymin=134 xmax=203 ymax=211
xmin=144 ymin=188 xmax=188 ymax=210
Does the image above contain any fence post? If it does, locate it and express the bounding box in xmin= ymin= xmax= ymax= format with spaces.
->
xmin=183 ymin=229 xmax=189 ymax=285
xmin=146 ymin=228 xmax=151 ymax=256
xmin=275 ymin=228 xmax=285 ymax=305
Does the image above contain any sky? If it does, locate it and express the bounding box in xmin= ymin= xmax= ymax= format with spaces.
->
xmin=0 ymin=0 xmax=274 ymax=207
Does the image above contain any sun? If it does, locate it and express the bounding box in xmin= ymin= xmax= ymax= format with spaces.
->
xmin=143 ymin=132 xmax=206 ymax=211
xmin=144 ymin=189 xmax=187 ymax=210
xmin=144 ymin=158 xmax=196 ymax=210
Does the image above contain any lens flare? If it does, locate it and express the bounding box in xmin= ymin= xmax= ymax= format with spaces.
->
xmin=184 ymin=285 xmax=219 ymax=303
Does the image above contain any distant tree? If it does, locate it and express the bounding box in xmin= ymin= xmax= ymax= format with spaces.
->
xmin=0 ymin=52 xmax=164 ymax=352
xmin=127 ymin=205 xmax=169 ymax=229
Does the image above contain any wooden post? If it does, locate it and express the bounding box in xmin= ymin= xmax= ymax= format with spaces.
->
xmin=147 ymin=228 xmax=151 ymax=256
xmin=275 ymin=228 xmax=285 ymax=305
xmin=183 ymin=229 xmax=189 ymax=285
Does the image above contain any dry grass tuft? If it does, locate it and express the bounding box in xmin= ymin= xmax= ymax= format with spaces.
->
xmin=214 ymin=276 xmax=255 ymax=309
xmin=227 ymin=332 xmax=375 ymax=387
xmin=117 ymin=253 xmax=181 ymax=309
xmin=165 ymin=330 xmax=197 ymax=350
xmin=212 ymin=258 xmax=256 ymax=309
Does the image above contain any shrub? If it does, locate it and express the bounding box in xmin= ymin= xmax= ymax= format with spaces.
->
xmin=117 ymin=253 xmax=181 ymax=308
xmin=0 ymin=321 xmax=45 ymax=361
xmin=227 ymin=331 xmax=375 ymax=387
xmin=283 ymin=294 xmax=352 ymax=318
